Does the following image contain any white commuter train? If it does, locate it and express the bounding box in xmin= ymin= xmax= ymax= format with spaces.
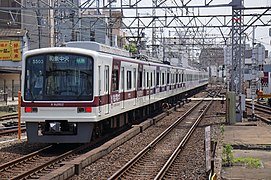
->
xmin=21 ymin=42 xmax=208 ymax=143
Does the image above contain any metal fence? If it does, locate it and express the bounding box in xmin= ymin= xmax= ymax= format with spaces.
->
xmin=0 ymin=81 xmax=20 ymax=102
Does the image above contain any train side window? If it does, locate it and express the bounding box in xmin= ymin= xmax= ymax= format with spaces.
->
xmin=112 ymin=69 xmax=119 ymax=92
xmin=98 ymin=66 xmax=101 ymax=95
xmin=162 ymin=72 xmax=165 ymax=85
xmin=105 ymin=66 xmax=109 ymax=93
xmin=138 ymin=71 xmax=143 ymax=88
xmin=127 ymin=70 xmax=132 ymax=90
xmin=133 ymin=68 xmax=136 ymax=89
xmin=143 ymin=70 xmax=145 ymax=88
xmin=150 ymin=72 xmax=153 ymax=87
xmin=121 ymin=67 xmax=124 ymax=90
xmin=146 ymin=72 xmax=150 ymax=87
xmin=156 ymin=72 xmax=160 ymax=86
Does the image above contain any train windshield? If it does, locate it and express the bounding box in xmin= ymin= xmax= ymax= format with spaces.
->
xmin=24 ymin=53 xmax=93 ymax=101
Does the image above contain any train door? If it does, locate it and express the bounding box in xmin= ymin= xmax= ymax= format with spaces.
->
xmin=105 ymin=65 xmax=110 ymax=114
xmin=133 ymin=68 xmax=137 ymax=106
xmin=147 ymin=71 xmax=151 ymax=104
xmin=121 ymin=67 xmax=125 ymax=109
xmin=98 ymin=66 xmax=102 ymax=115
xmin=143 ymin=69 xmax=146 ymax=103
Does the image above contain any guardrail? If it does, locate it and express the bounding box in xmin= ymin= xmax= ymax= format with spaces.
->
xmin=0 ymin=93 xmax=8 ymax=105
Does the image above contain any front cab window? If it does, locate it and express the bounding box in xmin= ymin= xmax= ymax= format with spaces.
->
xmin=24 ymin=53 xmax=94 ymax=101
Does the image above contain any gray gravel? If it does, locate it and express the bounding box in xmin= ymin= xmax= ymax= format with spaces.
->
xmin=71 ymin=89 xmax=225 ymax=180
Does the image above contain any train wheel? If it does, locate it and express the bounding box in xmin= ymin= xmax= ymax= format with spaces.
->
xmin=93 ymin=124 xmax=102 ymax=139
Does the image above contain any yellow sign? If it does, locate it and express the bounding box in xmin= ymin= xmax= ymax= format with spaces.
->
xmin=11 ymin=41 xmax=21 ymax=61
xmin=0 ymin=40 xmax=11 ymax=60
xmin=0 ymin=40 xmax=21 ymax=61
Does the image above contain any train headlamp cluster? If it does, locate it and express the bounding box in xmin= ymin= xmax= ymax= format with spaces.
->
xmin=77 ymin=107 xmax=92 ymax=113
xmin=25 ymin=107 xmax=92 ymax=113
xmin=25 ymin=107 xmax=38 ymax=113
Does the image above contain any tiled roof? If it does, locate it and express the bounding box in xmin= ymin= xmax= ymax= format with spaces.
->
xmin=0 ymin=29 xmax=27 ymax=37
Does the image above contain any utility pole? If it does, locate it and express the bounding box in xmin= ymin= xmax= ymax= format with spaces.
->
xmin=251 ymin=26 xmax=257 ymax=119
xmin=36 ymin=0 xmax=41 ymax=48
xmin=152 ymin=0 xmax=157 ymax=58
xmin=230 ymin=0 xmax=245 ymax=122
xmin=109 ymin=0 xmax=113 ymax=46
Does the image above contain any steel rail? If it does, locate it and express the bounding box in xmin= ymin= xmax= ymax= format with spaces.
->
xmin=246 ymin=102 xmax=271 ymax=124
xmin=246 ymin=102 xmax=271 ymax=115
xmin=108 ymin=98 xmax=206 ymax=179
xmin=1 ymin=127 xmax=125 ymax=179
xmin=255 ymin=114 xmax=271 ymax=124
xmin=154 ymin=95 xmax=215 ymax=179
xmin=0 ymin=113 xmax=18 ymax=122
xmin=11 ymin=147 xmax=78 ymax=180
xmin=0 ymin=127 xmax=26 ymax=135
xmin=0 ymin=145 xmax=53 ymax=171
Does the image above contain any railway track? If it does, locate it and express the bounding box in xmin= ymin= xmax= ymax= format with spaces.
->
xmin=0 ymin=88 xmax=220 ymax=179
xmin=0 ymin=113 xmax=26 ymax=136
xmin=246 ymin=102 xmax=271 ymax=114
xmin=0 ymin=143 xmax=95 ymax=180
xmin=246 ymin=102 xmax=271 ymax=124
xmin=0 ymin=124 xmax=130 ymax=180
xmin=0 ymin=127 xmax=26 ymax=136
xmin=109 ymin=94 xmax=215 ymax=179
xmin=0 ymin=113 xmax=18 ymax=122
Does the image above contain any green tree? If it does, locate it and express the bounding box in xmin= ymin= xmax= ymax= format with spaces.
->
xmin=124 ymin=43 xmax=138 ymax=54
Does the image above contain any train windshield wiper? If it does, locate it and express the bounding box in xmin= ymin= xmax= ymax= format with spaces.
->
xmin=27 ymin=88 xmax=35 ymax=102
xmin=77 ymin=91 xmax=85 ymax=99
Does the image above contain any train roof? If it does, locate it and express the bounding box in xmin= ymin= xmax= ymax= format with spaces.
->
xmin=23 ymin=42 xmax=205 ymax=72
xmin=65 ymin=41 xmax=132 ymax=58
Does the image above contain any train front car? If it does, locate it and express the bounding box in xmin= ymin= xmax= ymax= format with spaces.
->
xmin=21 ymin=48 xmax=95 ymax=143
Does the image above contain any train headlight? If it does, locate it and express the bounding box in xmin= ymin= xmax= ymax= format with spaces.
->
xmin=49 ymin=122 xmax=61 ymax=132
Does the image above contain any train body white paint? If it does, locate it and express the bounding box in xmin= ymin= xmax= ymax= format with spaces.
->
xmin=21 ymin=42 xmax=208 ymax=143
